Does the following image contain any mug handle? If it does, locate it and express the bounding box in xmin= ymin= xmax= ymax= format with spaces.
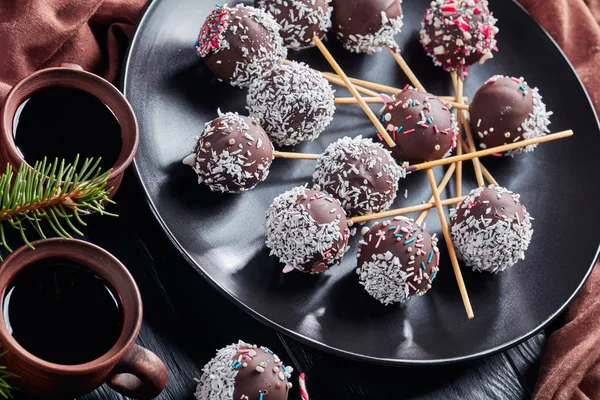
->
xmin=107 ymin=344 xmax=169 ymax=400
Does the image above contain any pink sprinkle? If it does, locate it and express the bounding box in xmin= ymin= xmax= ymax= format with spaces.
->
xmin=405 ymin=115 xmax=413 ymax=120
xmin=436 ymin=252 xmax=440 ymax=266
xmin=420 ymin=124 xmax=430 ymax=128
xmin=237 ymin=349 xmax=251 ymax=354
xmin=511 ymin=77 xmax=521 ymax=83
xmin=403 ymin=129 xmax=415 ymax=134
xmin=433 ymin=125 xmax=439 ymax=134
xmin=377 ymin=133 xmax=383 ymax=141
xmin=408 ymin=282 xmax=417 ymax=291
xmin=474 ymin=7 xmax=481 ymax=14
xmin=380 ymin=93 xmax=393 ymax=103
xmin=491 ymin=153 xmax=503 ymax=157
xmin=442 ymin=107 xmax=449 ymax=111
xmin=393 ymin=131 xmax=397 ymax=140
xmin=403 ymin=84 xmax=410 ymax=90
xmin=282 ymin=264 xmax=295 ymax=274
xmin=375 ymin=234 xmax=384 ymax=248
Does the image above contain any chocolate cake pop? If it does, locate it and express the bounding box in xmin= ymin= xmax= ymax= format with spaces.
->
xmin=195 ymin=4 xmax=287 ymax=87
xmin=420 ymin=0 xmax=498 ymax=75
xmin=247 ymin=61 xmax=335 ymax=147
xmin=356 ymin=217 xmax=440 ymax=305
xmin=312 ymin=136 xmax=405 ymax=217
xmin=449 ymin=185 xmax=533 ymax=273
xmin=254 ymin=0 xmax=332 ymax=50
xmin=265 ymin=185 xmax=351 ymax=273
xmin=469 ymin=75 xmax=553 ymax=155
xmin=183 ymin=111 xmax=274 ymax=193
xmin=195 ymin=340 xmax=293 ymax=400
xmin=332 ymin=0 xmax=403 ymax=54
xmin=378 ymin=87 xmax=458 ymax=164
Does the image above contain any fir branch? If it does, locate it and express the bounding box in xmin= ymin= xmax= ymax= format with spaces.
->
xmin=0 ymin=156 xmax=115 ymax=258
xmin=0 ymin=352 xmax=18 ymax=399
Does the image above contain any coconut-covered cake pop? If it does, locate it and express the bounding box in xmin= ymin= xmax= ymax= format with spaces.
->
xmin=195 ymin=4 xmax=287 ymax=87
xmin=312 ymin=136 xmax=405 ymax=217
xmin=254 ymin=0 xmax=332 ymax=50
xmin=247 ymin=61 xmax=335 ymax=147
xmin=378 ymin=87 xmax=458 ymax=164
xmin=332 ymin=0 xmax=403 ymax=54
xmin=195 ymin=340 xmax=293 ymax=400
xmin=356 ymin=217 xmax=440 ymax=305
xmin=449 ymin=185 xmax=533 ymax=273
xmin=420 ymin=0 xmax=498 ymax=75
xmin=469 ymin=75 xmax=553 ymax=155
xmin=265 ymin=185 xmax=351 ymax=273
xmin=183 ymin=111 xmax=274 ymax=193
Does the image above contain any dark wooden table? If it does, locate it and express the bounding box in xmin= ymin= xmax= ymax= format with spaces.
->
xmin=63 ymin=169 xmax=552 ymax=400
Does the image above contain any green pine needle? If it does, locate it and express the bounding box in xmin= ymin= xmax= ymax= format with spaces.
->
xmin=0 ymin=156 xmax=116 ymax=260
xmin=0 ymin=352 xmax=18 ymax=398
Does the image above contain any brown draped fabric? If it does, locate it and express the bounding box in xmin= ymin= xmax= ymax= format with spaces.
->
xmin=1 ymin=0 xmax=600 ymax=398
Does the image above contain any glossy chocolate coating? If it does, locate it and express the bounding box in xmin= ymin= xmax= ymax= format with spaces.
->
xmin=420 ymin=0 xmax=497 ymax=73
xmin=265 ymin=187 xmax=350 ymax=273
xmin=296 ymin=189 xmax=349 ymax=273
xmin=452 ymin=186 xmax=525 ymax=227
xmin=193 ymin=113 xmax=274 ymax=193
xmin=332 ymin=0 xmax=402 ymax=52
xmin=255 ymin=0 xmax=331 ymax=50
xmin=197 ymin=5 xmax=286 ymax=87
xmin=357 ymin=218 xmax=439 ymax=304
xmin=469 ymin=76 xmax=533 ymax=150
xmin=378 ymin=89 xmax=457 ymax=164
xmin=313 ymin=136 xmax=403 ymax=217
xmin=232 ymin=347 xmax=290 ymax=400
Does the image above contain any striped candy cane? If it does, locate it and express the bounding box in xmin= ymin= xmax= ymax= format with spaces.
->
xmin=298 ymin=372 xmax=309 ymax=400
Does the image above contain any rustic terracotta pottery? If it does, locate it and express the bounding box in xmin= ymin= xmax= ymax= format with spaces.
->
xmin=0 ymin=63 xmax=139 ymax=196
xmin=0 ymin=238 xmax=168 ymax=399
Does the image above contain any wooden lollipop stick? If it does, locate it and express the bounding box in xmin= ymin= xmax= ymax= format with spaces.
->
xmin=274 ymin=129 xmax=573 ymax=166
xmin=388 ymin=47 xmax=426 ymax=92
xmin=413 ymin=130 xmax=573 ymax=171
xmin=459 ymin=140 xmax=498 ymax=185
xmin=451 ymin=72 xmax=458 ymax=93
xmin=323 ymin=72 xmax=400 ymax=94
xmin=416 ymin=164 xmax=456 ymax=225
xmin=349 ymin=194 xmax=466 ymax=224
xmin=452 ymin=72 xmax=463 ymax=197
xmin=427 ymin=169 xmax=474 ymax=319
xmin=333 ymin=96 xmax=469 ymax=110
xmin=273 ymin=151 xmax=320 ymax=160
xmin=312 ymin=37 xmax=396 ymax=148
xmin=441 ymin=96 xmax=468 ymax=103
xmin=462 ymin=110 xmax=485 ymax=186
xmin=322 ymin=74 xmax=379 ymax=97
xmin=334 ymin=97 xmax=384 ymax=104
xmin=322 ymin=71 xmax=468 ymax=102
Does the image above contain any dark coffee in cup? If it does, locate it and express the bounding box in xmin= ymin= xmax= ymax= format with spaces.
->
xmin=13 ymin=86 xmax=122 ymax=172
xmin=3 ymin=257 xmax=122 ymax=365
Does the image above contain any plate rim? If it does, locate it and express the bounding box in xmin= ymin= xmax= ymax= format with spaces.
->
xmin=121 ymin=0 xmax=600 ymax=365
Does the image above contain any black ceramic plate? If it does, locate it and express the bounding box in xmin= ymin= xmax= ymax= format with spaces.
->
xmin=123 ymin=0 xmax=600 ymax=364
